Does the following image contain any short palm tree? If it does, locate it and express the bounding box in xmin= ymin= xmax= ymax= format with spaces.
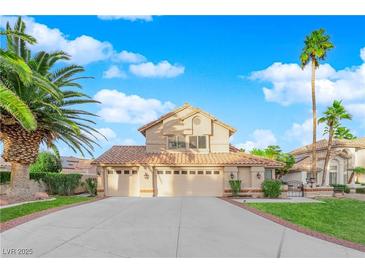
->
xmin=348 ymin=167 xmax=365 ymax=184
xmin=0 ymin=17 xmax=100 ymax=191
xmin=318 ymin=100 xmax=352 ymax=185
xmin=300 ymin=28 xmax=334 ymax=184
xmin=334 ymin=126 xmax=356 ymax=140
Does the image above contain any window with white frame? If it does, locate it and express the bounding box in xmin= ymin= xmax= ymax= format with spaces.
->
xmin=167 ymin=135 xmax=186 ymax=149
xmin=329 ymin=165 xmax=338 ymax=185
xmin=189 ymin=136 xmax=207 ymax=149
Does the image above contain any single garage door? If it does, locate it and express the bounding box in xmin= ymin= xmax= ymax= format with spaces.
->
xmin=106 ymin=169 xmax=139 ymax=196
xmin=156 ymin=168 xmax=223 ymax=197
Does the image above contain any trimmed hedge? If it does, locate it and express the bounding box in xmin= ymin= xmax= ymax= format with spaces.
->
xmin=331 ymin=184 xmax=350 ymax=194
xmin=0 ymin=171 xmax=11 ymax=184
xmin=1 ymin=171 xmax=82 ymax=195
xmin=229 ymin=180 xmax=241 ymax=196
xmin=31 ymin=172 xmax=82 ymax=195
xmin=356 ymin=188 xmax=365 ymax=194
xmin=262 ymin=179 xmax=282 ymax=198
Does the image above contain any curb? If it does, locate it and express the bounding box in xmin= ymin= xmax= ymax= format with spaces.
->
xmin=219 ymin=197 xmax=365 ymax=253
xmin=0 ymin=197 xmax=107 ymax=233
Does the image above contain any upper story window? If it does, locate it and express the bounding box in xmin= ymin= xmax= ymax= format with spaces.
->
xmin=189 ymin=136 xmax=207 ymax=149
xmin=168 ymin=135 xmax=186 ymax=149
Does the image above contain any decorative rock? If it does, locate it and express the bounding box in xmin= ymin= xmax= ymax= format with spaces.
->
xmin=34 ymin=192 xmax=49 ymax=200
xmin=0 ymin=198 xmax=9 ymax=206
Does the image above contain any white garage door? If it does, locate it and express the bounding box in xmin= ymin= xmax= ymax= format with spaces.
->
xmin=156 ymin=168 xmax=223 ymax=197
xmin=106 ymin=169 xmax=139 ymax=196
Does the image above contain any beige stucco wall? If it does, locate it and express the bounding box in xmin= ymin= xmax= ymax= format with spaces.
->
xmin=355 ymin=148 xmax=365 ymax=183
xmin=144 ymin=106 xmax=231 ymax=153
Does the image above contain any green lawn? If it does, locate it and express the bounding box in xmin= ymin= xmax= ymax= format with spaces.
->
xmin=248 ymin=198 xmax=365 ymax=245
xmin=0 ymin=196 xmax=93 ymax=223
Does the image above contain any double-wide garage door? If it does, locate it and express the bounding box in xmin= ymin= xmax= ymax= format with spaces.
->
xmin=106 ymin=168 xmax=224 ymax=197
xmin=156 ymin=168 xmax=223 ymax=197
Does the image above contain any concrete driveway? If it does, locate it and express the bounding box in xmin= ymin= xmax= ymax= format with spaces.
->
xmin=1 ymin=197 xmax=364 ymax=258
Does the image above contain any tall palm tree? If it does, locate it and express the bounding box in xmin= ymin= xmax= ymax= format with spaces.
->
xmin=0 ymin=17 xmax=100 ymax=191
xmin=300 ymin=28 xmax=334 ymax=184
xmin=318 ymin=100 xmax=352 ymax=185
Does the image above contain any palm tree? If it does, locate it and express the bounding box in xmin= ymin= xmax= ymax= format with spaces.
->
xmin=334 ymin=126 xmax=356 ymax=140
xmin=0 ymin=17 xmax=100 ymax=191
xmin=300 ymin=28 xmax=334 ymax=184
xmin=318 ymin=100 xmax=352 ymax=185
xmin=0 ymin=21 xmax=37 ymax=131
xmin=348 ymin=167 xmax=365 ymax=184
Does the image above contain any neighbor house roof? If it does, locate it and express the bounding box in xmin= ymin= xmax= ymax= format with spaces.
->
xmin=290 ymin=149 xmax=352 ymax=172
xmin=61 ymin=156 xmax=96 ymax=175
xmin=138 ymin=103 xmax=236 ymax=136
xmin=290 ymin=137 xmax=365 ymax=156
xmin=92 ymin=145 xmax=283 ymax=168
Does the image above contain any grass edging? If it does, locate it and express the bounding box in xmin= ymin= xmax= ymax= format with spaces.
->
xmin=219 ymin=197 xmax=365 ymax=253
xmin=0 ymin=197 xmax=106 ymax=233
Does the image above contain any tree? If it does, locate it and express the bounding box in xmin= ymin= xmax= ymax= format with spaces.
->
xmin=0 ymin=21 xmax=37 ymax=131
xmin=318 ymin=100 xmax=352 ymax=185
xmin=0 ymin=17 xmax=100 ymax=193
xmin=30 ymin=152 xmax=62 ymax=173
xmin=334 ymin=126 xmax=356 ymax=140
xmin=250 ymin=146 xmax=295 ymax=179
xmin=348 ymin=167 xmax=365 ymax=184
xmin=300 ymin=28 xmax=334 ymax=184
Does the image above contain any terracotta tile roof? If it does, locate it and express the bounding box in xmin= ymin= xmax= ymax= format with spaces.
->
xmin=290 ymin=137 xmax=365 ymax=156
xmin=290 ymin=150 xmax=352 ymax=172
xmin=61 ymin=156 xmax=96 ymax=175
xmin=92 ymin=145 xmax=283 ymax=168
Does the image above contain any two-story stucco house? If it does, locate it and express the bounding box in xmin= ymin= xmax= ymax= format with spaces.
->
xmin=283 ymin=138 xmax=365 ymax=186
xmin=93 ymin=103 xmax=282 ymax=197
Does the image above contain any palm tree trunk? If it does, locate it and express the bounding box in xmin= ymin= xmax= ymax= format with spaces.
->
xmin=321 ymin=125 xmax=334 ymax=186
xmin=311 ymin=58 xmax=317 ymax=184
xmin=348 ymin=172 xmax=355 ymax=184
xmin=10 ymin=162 xmax=30 ymax=188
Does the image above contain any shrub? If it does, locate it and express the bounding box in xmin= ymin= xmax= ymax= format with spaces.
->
xmin=356 ymin=188 xmax=365 ymax=194
xmin=31 ymin=172 xmax=82 ymax=195
xmin=0 ymin=171 xmax=11 ymax=184
xmin=30 ymin=152 xmax=62 ymax=173
xmin=229 ymin=180 xmax=241 ymax=196
xmin=83 ymin=177 xmax=97 ymax=196
xmin=331 ymin=184 xmax=350 ymax=193
xmin=262 ymin=180 xmax=282 ymax=198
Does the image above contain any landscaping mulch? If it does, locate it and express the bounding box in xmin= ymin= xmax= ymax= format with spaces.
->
xmin=0 ymin=197 xmax=106 ymax=233
xmin=220 ymin=197 xmax=365 ymax=253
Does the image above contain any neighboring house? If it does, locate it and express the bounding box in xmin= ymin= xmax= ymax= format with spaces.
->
xmin=283 ymin=138 xmax=365 ymax=185
xmin=93 ymin=103 xmax=282 ymax=197
xmin=61 ymin=156 xmax=96 ymax=175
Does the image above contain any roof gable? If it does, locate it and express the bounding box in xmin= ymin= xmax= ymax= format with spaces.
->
xmin=138 ymin=103 xmax=236 ymax=136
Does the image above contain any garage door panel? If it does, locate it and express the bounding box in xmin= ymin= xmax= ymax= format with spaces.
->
xmin=107 ymin=172 xmax=139 ymax=197
xmin=156 ymin=168 xmax=223 ymax=197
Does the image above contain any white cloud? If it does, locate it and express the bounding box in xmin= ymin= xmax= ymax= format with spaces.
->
xmin=130 ymin=61 xmax=185 ymax=78
xmin=285 ymin=118 xmax=326 ymax=146
xmin=94 ymin=89 xmax=175 ymax=124
xmin=97 ymin=127 xmax=117 ymax=140
xmin=249 ymin=49 xmax=365 ymax=106
xmin=102 ymin=65 xmax=127 ymax=79
xmin=97 ymin=16 xmax=153 ymax=22
xmin=235 ymin=129 xmax=277 ymax=151
xmin=0 ymin=16 xmax=113 ymax=65
xmin=113 ymin=50 xmax=146 ymax=63
xmin=347 ymin=103 xmax=365 ymax=127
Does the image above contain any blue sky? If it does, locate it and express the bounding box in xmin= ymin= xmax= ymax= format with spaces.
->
xmin=1 ymin=16 xmax=365 ymax=158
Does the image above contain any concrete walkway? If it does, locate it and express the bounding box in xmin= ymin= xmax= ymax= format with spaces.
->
xmin=0 ymin=197 xmax=364 ymax=258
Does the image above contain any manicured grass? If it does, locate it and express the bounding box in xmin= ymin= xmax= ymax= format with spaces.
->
xmin=248 ymin=198 xmax=365 ymax=245
xmin=0 ymin=196 xmax=92 ymax=223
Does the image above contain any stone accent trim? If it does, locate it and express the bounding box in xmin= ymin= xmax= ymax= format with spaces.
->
xmin=140 ymin=189 xmax=154 ymax=193
xmin=220 ymin=197 xmax=365 ymax=253
xmin=0 ymin=197 xmax=106 ymax=233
